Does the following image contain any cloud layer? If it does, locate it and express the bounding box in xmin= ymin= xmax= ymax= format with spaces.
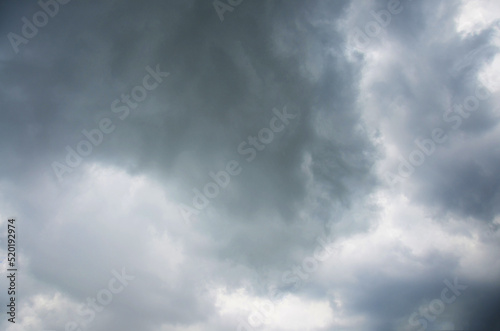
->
xmin=0 ymin=0 xmax=499 ymax=330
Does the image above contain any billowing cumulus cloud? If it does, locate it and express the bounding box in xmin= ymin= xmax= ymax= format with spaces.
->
xmin=0 ymin=0 xmax=499 ymax=330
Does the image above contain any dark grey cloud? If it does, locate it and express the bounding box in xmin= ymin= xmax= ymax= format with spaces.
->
xmin=1 ymin=0 xmax=500 ymax=330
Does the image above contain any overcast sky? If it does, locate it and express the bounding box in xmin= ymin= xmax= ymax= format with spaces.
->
xmin=1 ymin=0 xmax=500 ymax=330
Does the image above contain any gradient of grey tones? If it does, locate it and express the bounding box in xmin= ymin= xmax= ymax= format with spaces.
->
xmin=0 ymin=0 xmax=499 ymax=330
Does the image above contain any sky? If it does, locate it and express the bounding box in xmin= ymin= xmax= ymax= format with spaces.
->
xmin=0 ymin=0 xmax=500 ymax=330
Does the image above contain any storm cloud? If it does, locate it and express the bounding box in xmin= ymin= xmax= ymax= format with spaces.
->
xmin=0 ymin=0 xmax=499 ymax=330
